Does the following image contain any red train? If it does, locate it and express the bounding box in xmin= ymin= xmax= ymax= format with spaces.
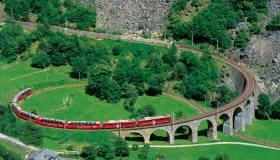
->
xmin=11 ymin=88 xmax=172 ymax=130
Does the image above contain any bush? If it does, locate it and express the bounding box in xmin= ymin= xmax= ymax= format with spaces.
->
xmin=234 ymin=29 xmax=250 ymax=50
xmin=132 ymin=144 xmax=139 ymax=151
xmin=267 ymin=12 xmax=280 ymax=31
xmin=256 ymin=93 xmax=271 ymax=119
xmin=31 ymin=54 xmax=51 ymax=68
xmin=112 ymin=45 xmax=122 ymax=56
xmin=131 ymin=105 xmax=156 ymax=119
xmin=66 ymin=145 xmax=74 ymax=151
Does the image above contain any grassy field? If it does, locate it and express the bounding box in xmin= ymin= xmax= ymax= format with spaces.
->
xmin=0 ymin=140 xmax=26 ymax=159
xmin=241 ymin=119 xmax=280 ymax=144
xmin=126 ymin=144 xmax=280 ymax=160
xmin=22 ymin=86 xmax=199 ymax=121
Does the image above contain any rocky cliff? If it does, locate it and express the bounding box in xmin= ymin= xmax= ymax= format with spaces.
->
xmin=231 ymin=0 xmax=280 ymax=101
xmin=94 ymin=0 xmax=173 ymax=34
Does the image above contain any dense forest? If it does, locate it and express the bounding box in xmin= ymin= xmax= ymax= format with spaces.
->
xmin=168 ymin=0 xmax=270 ymax=51
xmin=1 ymin=0 xmax=96 ymax=30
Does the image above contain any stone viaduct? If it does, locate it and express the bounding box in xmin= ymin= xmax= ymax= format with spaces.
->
xmin=113 ymin=57 xmax=257 ymax=144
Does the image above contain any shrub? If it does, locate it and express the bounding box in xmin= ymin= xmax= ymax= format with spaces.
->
xmin=31 ymin=54 xmax=51 ymax=68
xmin=267 ymin=12 xmax=280 ymax=31
xmin=112 ymin=45 xmax=122 ymax=56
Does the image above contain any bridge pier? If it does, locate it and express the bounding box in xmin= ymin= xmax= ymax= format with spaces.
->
xmin=190 ymin=128 xmax=198 ymax=143
xmin=244 ymin=99 xmax=254 ymax=125
xmin=234 ymin=111 xmax=245 ymax=132
xmin=223 ymin=116 xmax=233 ymax=135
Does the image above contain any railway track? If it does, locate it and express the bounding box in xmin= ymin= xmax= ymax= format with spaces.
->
xmin=15 ymin=22 xmax=256 ymax=130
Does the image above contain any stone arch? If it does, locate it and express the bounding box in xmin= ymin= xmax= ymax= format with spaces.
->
xmin=174 ymin=124 xmax=193 ymax=142
xmin=233 ymin=107 xmax=245 ymax=132
xmin=197 ymin=119 xmax=216 ymax=140
xmin=149 ymin=129 xmax=171 ymax=144
xmin=218 ymin=113 xmax=232 ymax=135
xmin=124 ymin=131 xmax=145 ymax=143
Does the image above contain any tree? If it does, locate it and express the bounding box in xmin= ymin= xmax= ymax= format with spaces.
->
xmin=267 ymin=12 xmax=280 ymax=31
xmin=37 ymin=2 xmax=61 ymax=25
xmin=0 ymin=23 xmax=31 ymax=62
xmin=4 ymin=0 xmax=30 ymax=21
xmin=215 ymin=154 xmax=231 ymax=160
xmin=132 ymin=105 xmax=156 ymax=119
xmin=87 ymin=63 xmax=121 ymax=103
xmin=97 ymin=143 xmax=115 ymax=160
xmin=102 ymin=78 xmax=121 ymax=103
xmin=172 ymin=62 xmax=187 ymax=80
xmin=71 ymin=57 xmax=88 ymax=78
xmin=147 ymin=73 xmax=167 ymax=96
xmin=163 ymin=43 xmax=177 ymax=67
xmin=234 ymin=29 xmax=250 ymax=50
xmin=271 ymin=99 xmax=280 ymax=119
xmin=123 ymin=84 xmax=138 ymax=112
xmin=212 ymin=86 xmax=238 ymax=108
xmin=87 ymin=63 xmax=112 ymax=96
xmin=256 ymin=93 xmax=272 ymax=119
xmin=114 ymin=138 xmax=129 ymax=157
xmin=31 ymin=54 xmax=51 ymax=69
xmin=66 ymin=5 xmax=96 ymax=29
xmin=112 ymin=45 xmax=122 ymax=56
xmin=138 ymin=144 xmax=150 ymax=160
xmin=81 ymin=145 xmax=97 ymax=160
xmin=123 ymin=98 xmax=136 ymax=113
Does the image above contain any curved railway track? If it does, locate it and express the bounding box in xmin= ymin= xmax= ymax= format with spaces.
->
xmin=12 ymin=21 xmax=257 ymax=132
xmin=18 ymin=47 xmax=256 ymax=132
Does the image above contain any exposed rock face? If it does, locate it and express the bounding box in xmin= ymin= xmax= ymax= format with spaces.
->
xmin=94 ymin=0 xmax=173 ymax=33
xmin=231 ymin=0 xmax=280 ymax=101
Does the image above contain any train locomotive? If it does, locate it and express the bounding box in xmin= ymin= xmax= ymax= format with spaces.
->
xmin=11 ymin=88 xmax=172 ymax=130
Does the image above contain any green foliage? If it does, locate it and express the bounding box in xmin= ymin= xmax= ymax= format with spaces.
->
xmin=114 ymin=138 xmax=129 ymax=157
xmin=199 ymin=156 xmax=210 ymax=160
xmin=4 ymin=0 xmax=30 ymax=21
xmin=97 ymin=143 xmax=115 ymax=160
xmin=267 ymin=12 xmax=280 ymax=31
xmin=173 ymin=0 xmax=237 ymax=50
xmin=180 ymin=52 xmax=219 ymax=100
xmin=123 ymin=84 xmax=138 ymax=112
xmin=131 ymin=105 xmax=156 ymax=119
xmin=147 ymin=73 xmax=167 ymax=96
xmin=167 ymin=0 xmax=189 ymax=34
xmin=163 ymin=42 xmax=178 ymax=67
xmin=234 ymin=29 xmax=250 ymax=50
xmin=65 ymin=5 xmax=96 ymax=30
xmin=172 ymin=62 xmax=187 ymax=80
xmin=191 ymin=0 xmax=203 ymax=8
xmin=138 ymin=144 xmax=150 ymax=160
xmin=211 ymin=86 xmax=238 ymax=108
xmin=37 ymin=2 xmax=62 ymax=25
xmin=112 ymin=45 xmax=122 ymax=56
xmin=31 ymin=54 xmax=51 ymax=69
xmin=0 ymin=23 xmax=31 ymax=62
xmin=271 ymin=99 xmax=280 ymax=119
xmin=215 ymin=154 xmax=231 ymax=160
xmin=3 ymin=0 xmax=96 ymax=30
xmin=132 ymin=144 xmax=139 ymax=151
xmin=0 ymin=106 xmax=43 ymax=146
xmin=71 ymin=57 xmax=88 ymax=78
xmin=0 ymin=144 xmax=21 ymax=160
xmin=80 ymin=145 xmax=97 ymax=160
xmin=250 ymin=22 xmax=262 ymax=34
xmin=87 ymin=63 xmax=121 ymax=103
xmin=256 ymin=93 xmax=272 ymax=119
